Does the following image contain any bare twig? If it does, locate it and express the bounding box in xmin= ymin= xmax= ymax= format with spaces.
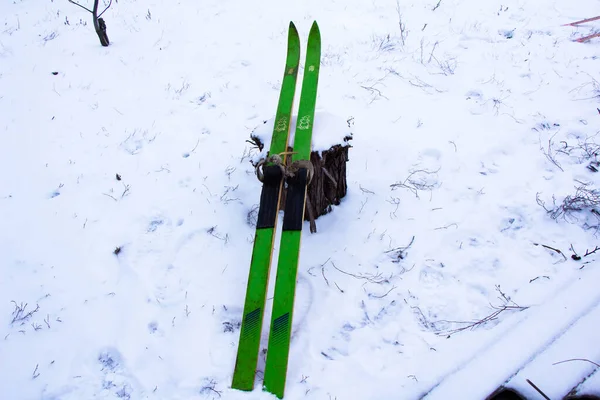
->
xmin=539 ymin=182 xmax=600 ymax=222
xmin=571 ymin=243 xmax=600 ymax=260
xmin=11 ymin=302 xmax=40 ymax=325
xmin=437 ymin=286 xmax=528 ymax=336
xmin=421 ymin=42 xmax=439 ymax=64
xmin=529 ymin=275 xmax=550 ymax=283
xmin=331 ymin=261 xmax=392 ymax=284
xmin=361 ymin=84 xmax=389 ymax=103
xmin=220 ymin=184 xmax=240 ymax=203
xmin=97 ymin=0 xmax=113 ymax=18
xmin=407 ymin=76 xmax=444 ymax=93
xmin=368 ymin=286 xmax=397 ymax=298
xmin=385 ymin=236 xmax=415 ymax=262
xmin=431 ymin=55 xmax=457 ymax=75
xmin=396 ymin=0 xmax=408 ymax=47
xmin=67 ymin=0 xmax=92 ymax=13
xmin=539 ymin=133 xmax=564 ymax=172
xmin=390 ymin=168 xmax=440 ymax=199
xmin=553 ymin=358 xmax=600 ymax=368
xmin=440 ymin=304 xmax=528 ymax=336
xmin=434 ymin=223 xmax=458 ymax=230
xmin=359 ymin=198 xmax=368 ymax=214
xmin=359 ymin=184 xmax=375 ymax=194
xmin=321 ymin=262 xmax=330 ymax=287
xmin=533 ymin=243 xmax=567 ymax=262
xmin=526 ymin=379 xmax=550 ymax=400
xmin=411 ymin=306 xmax=436 ymax=330
xmin=584 ymin=246 xmax=600 ymax=257
xmin=121 ymin=184 xmax=131 ymax=198
xmin=246 ymin=204 xmax=259 ymax=227
xmin=207 ymin=226 xmax=228 ymax=241
xmin=199 ymin=379 xmax=222 ymax=398
xmin=387 ymin=197 xmax=400 ymax=218
xmin=103 ymin=192 xmax=118 ymax=201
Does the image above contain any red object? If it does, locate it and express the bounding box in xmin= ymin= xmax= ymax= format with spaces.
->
xmin=563 ymin=16 xmax=600 ymax=42
xmin=575 ymin=32 xmax=600 ymax=42
xmin=563 ymin=15 xmax=600 ymax=26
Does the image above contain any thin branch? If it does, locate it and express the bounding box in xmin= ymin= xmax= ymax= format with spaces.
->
xmin=526 ymin=379 xmax=550 ymax=400
xmin=359 ymin=185 xmax=375 ymax=194
xmin=529 ymin=275 xmax=550 ymax=283
xmin=32 ymin=364 xmax=40 ymax=379
xmin=434 ymin=223 xmax=458 ymax=230
xmin=103 ymin=193 xmax=118 ymax=201
xmin=321 ymin=263 xmax=330 ymax=287
xmin=439 ymin=304 xmax=528 ymax=336
xmin=67 ymin=0 xmax=93 ymax=13
xmin=368 ymin=286 xmax=397 ymax=298
xmin=11 ymin=302 xmax=40 ymax=325
xmin=533 ymin=243 xmax=567 ymax=262
xmin=396 ymin=0 xmax=408 ymax=47
xmin=98 ymin=0 xmax=113 ymax=18
xmin=437 ymin=286 xmax=528 ymax=336
xmin=385 ymin=236 xmax=415 ymax=262
xmin=553 ymin=358 xmax=600 ymax=368
xmin=390 ymin=168 xmax=440 ymax=198
xmin=361 ymin=85 xmax=389 ymax=102
xmin=331 ymin=261 xmax=391 ymax=284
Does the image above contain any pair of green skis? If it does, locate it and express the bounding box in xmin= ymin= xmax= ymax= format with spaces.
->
xmin=231 ymin=21 xmax=321 ymax=398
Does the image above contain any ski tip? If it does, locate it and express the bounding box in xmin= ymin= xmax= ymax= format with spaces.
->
xmin=288 ymin=21 xmax=299 ymax=40
xmin=310 ymin=21 xmax=320 ymax=35
xmin=309 ymin=21 xmax=321 ymax=45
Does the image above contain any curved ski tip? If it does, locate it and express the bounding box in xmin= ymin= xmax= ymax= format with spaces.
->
xmin=288 ymin=21 xmax=299 ymax=44
xmin=310 ymin=21 xmax=320 ymax=32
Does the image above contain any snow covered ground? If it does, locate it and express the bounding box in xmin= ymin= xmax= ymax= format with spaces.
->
xmin=1 ymin=0 xmax=599 ymax=399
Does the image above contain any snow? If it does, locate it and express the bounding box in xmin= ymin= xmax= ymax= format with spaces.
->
xmin=424 ymin=264 xmax=600 ymax=399
xmin=1 ymin=0 xmax=599 ymax=399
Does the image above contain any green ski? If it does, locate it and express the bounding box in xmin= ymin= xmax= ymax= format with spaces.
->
xmin=263 ymin=21 xmax=321 ymax=399
xmin=231 ymin=22 xmax=300 ymax=392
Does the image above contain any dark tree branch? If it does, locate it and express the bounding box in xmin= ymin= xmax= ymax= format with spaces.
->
xmin=67 ymin=0 xmax=110 ymax=46
xmin=526 ymin=379 xmax=551 ymax=400
xmin=533 ymin=243 xmax=567 ymax=262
